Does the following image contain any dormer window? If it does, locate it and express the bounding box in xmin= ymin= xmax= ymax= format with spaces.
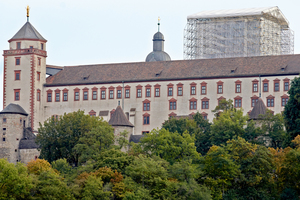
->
xmin=16 ymin=42 xmax=21 ymax=49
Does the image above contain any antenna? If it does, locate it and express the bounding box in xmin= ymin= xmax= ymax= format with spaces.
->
xmin=158 ymin=16 xmax=160 ymax=32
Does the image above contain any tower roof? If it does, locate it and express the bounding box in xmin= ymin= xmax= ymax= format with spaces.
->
xmin=0 ymin=103 xmax=28 ymax=116
xmin=249 ymin=98 xmax=267 ymax=120
xmin=108 ymin=106 xmax=134 ymax=127
xmin=9 ymin=22 xmax=46 ymax=42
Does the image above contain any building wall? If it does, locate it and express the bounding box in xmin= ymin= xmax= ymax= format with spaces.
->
xmin=42 ymin=74 xmax=295 ymax=135
xmin=19 ymin=149 xmax=40 ymax=164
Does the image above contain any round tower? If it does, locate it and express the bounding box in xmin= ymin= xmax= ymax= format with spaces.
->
xmin=145 ymin=18 xmax=171 ymax=62
xmin=3 ymin=7 xmax=47 ymax=131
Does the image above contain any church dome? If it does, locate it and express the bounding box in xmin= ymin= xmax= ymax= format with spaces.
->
xmin=153 ymin=32 xmax=164 ymax=41
xmin=146 ymin=51 xmax=171 ymax=62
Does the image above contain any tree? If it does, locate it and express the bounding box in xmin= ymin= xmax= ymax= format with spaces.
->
xmin=37 ymin=110 xmax=113 ymax=166
xmin=27 ymin=158 xmax=53 ymax=175
xmin=212 ymin=99 xmax=235 ymax=118
xmin=193 ymin=112 xmax=212 ymax=155
xmin=162 ymin=116 xmax=198 ymax=136
xmin=284 ymin=76 xmax=300 ymax=146
xmin=116 ymin=130 xmax=130 ymax=151
xmin=0 ymin=159 xmax=32 ymax=199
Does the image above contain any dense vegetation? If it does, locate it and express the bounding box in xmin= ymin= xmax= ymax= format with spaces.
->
xmin=2 ymin=76 xmax=300 ymax=199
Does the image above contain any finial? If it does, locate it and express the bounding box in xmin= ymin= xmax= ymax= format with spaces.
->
xmin=26 ymin=5 xmax=30 ymax=22
xmin=158 ymin=17 xmax=160 ymax=32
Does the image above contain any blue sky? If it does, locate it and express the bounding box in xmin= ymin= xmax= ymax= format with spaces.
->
xmin=0 ymin=0 xmax=299 ymax=107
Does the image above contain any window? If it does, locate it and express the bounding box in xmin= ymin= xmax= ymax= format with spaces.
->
xmin=217 ymin=81 xmax=223 ymax=94
xmin=281 ymin=95 xmax=289 ymax=106
xmin=169 ymin=102 xmax=176 ymax=110
xmin=30 ymin=46 xmax=33 ymax=49
xmin=154 ymin=84 xmax=161 ymax=97
xmin=284 ymin=78 xmax=290 ymax=91
xmin=47 ymin=90 xmax=52 ymax=102
xmin=125 ymin=89 xmax=130 ymax=98
xmin=235 ymin=80 xmax=241 ymax=93
xmin=83 ymin=91 xmax=88 ymax=100
xmin=16 ymin=42 xmax=21 ymax=49
xmin=251 ymin=96 xmax=258 ymax=107
xmin=143 ymin=114 xmax=150 ymax=125
xmin=253 ymin=83 xmax=258 ymax=92
xmin=234 ymin=96 xmax=242 ymax=108
xmin=201 ymin=112 xmax=208 ymax=120
xmin=190 ymin=98 xmax=197 ymax=110
xmin=263 ymin=79 xmax=269 ymax=92
xmin=15 ymin=57 xmax=20 ymax=65
xmin=41 ymin=43 xmax=44 ymax=50
xmin=14 ymin=89 xmax=20 ymax=101
xmin=274 ymin=83 xmax=279 ymax=91
xmin=117 ymin=90 xmax=122 ymax=99
xmin=37 ymin=72 xmax=40 ymax=81
xmin=2 ymin=138 xmax=5 ymax=142
xmin=178 ymin=87 xmax=182 ymax=96
xmin=146 ymin=88 xmax=151 ymax=97
xmin=92 ymin=91 xmax=97 ymax=100
xmin=190 ymin=82 xmax=196 ymax=95
xmin=15 ymin=70 xmax=21 ymax=80
xmin=3 ymin=118 xmax=6 ymax=123
xmin=101 ymin=90 xmax=106 ymax=99
xmin=63 ymin=89 xmax=68 ymax=101
xmin=169 ymin=112 xmax=177 ymax=118
xmin=168 ymin=84 xmax=173 ymax=96
xmin=142 ymin=131 xmax=149 ymax=135
xmin=143 ymin=102 xmax=150 ymax=111
xmin=109 ymin=90 xmax=114 ymax=99
xmin=201 ymin=82 xmax=207 ymax=95
xmin=89 ymin=110 xmax=96 ymax=117
xmin=201 ymin=98 xmax=209 ymax=109
xmin=36 ymin=90 xmax=40 ymax=101
xmin=267 ymin=95 xmax=274 ymax=107
xmin=137 ymin=89 xmax=142 ymax=98
xmin=38 ymin=57 xmax=41 ymax=66
xmin=55 ymin=90 xmax=60 ymax=102
xmin=217 ymin=96 xmax=225 ymax=106
xmin=74 ymin=88 xmax=80 ymax=101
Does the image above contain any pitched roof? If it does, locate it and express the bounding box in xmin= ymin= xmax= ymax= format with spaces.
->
xmin=0 ymin=103 xmax=28 ymax=116
xmin=108 ymin=106 xmax=134 ymax=127
xmin=9 ymin=22 xmax=46 ymax=42
xmin=46 ymin=54 xmax=300 ymax=86
xmin=19 ymin=128 xmax=39 ymax=149
xmin=249 ymin=98 xmax=267 ymax=120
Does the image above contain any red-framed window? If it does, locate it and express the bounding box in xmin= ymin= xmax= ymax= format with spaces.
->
xmin=29 ymin=46 xmax=33 ymax=49
xmin=235 ymin=80 xmax=242 ymax=93
xmin=274 ymin=78 xmax=280 ymax=92
xmin=14 ymin=89 xmax=20 ymax=101
xmin=63 ymin=88 xmax=68 ymax=101
xmin=14 ymin=70 xmax=21 ymax=80
xmin=189 ymin=97 xmax=197 ymax=110
xmin=251 ymin=95 xmax=259 ymax=107
xmin=167 ymin=83 xmax=174 ymax=96
xmin=143 ymin=99 xmax=151 ymax=111
xmin=109 ymin=86 xmax=115 ymax=99
xmin=201 ymin=97 xmax=209 ymax=109
xmin=38 ymin=57 xmax=41 ymax=66
xmin=125 ymin=85 xmax=131 ymax=98
xmin=217 ymin=96 xmax=226 ymax=106
xmin=47 ymin=89 xmax=52 ymax=102
xmin=169 ymin=112 xmax=177 ymax=118
xmin=74 ymin=88 xmax=80 ymax=101
xmin=281 ymin=94 xmax=289 ymax=107
xmin=217 ymin=81 xmax=223 ymax=94
xmin=117 ymin=86 xmax=122 ymax=99
xmin=190 ymin=82 xmax=196 ymax=95
xmin=16 ymin=42 xmax=21 ymax=49
xmin=169 ymin=98 xmax=177 ymax=110
xmin=136 ymin=85 xmax=142 ymax=98
xmin=145 ymin=84 xmax=151 ymax=97
xmin=252 ymin=79 xmax=259 ymax=93
xmin=89 ymin=110 xmax=96 ymax=117
xmin=92 ymin=87 xmax=98 ymax=100
xmin=37 ymin=72 xmax=40 ymax=81
xmin=263 ymin=79 xmax=269 ymax=92
xmin=177 ymin=83 xmax=183 ymax=96
xmin=83 ymin=87 xmax=89 ymax=100
xmin=37 ymin=89 xmax=41 ymax=101
xmin=143 ymin=113 xmax=150 ymax=125
xmin=201 ymin=112 xmax=208 ymax=120
xmin=234 ymin=96 xmax=242 ymax=108
xmin=201 ymin=82 xmax=207 ymax=95
xmin=154 ymin=84 xmax=161 ymax=97
xmin=283 ymin=78 xmax=290 ymax=91
xmin=55 ymin=89 xmax=61 ymax=102
xmin=100 ymin=87 xmax=106 ymax=99
xmin=15 ymin=57 xmax=21 ymax=65
xmin=266 ymin=95 xmax=274 ymax=107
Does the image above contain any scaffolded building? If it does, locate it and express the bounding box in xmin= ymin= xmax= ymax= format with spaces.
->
xmin=184 ymin=7 xmax=294 ymax=59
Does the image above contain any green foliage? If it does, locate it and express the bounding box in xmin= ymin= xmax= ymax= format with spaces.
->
xmin=0 ymin=159 xmax=32 ymax=200
xmin=162 ymin=116 xmax=198 ymax=135
xmin=37 ymin=110 xmax=113 ymax=166
xmin=284 ymin=76 xmax=300 ymax=146
xmin=137 ymin=128 xmax=200 ymax=164
xmin=212 ymin=99 xmax=235 ymax=118
xmin=116 ymin=130 xmax=130 ymax=151
xmin=81 ymin=175 xmax=112 ymax=200
xmin=51 ymin=158 xmax=73 ymax=177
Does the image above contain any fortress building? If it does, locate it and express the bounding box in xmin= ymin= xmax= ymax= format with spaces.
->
xmin=1 ymin=8 xmax=300 ymax=163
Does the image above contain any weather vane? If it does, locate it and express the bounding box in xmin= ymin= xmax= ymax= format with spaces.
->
xmin=158 ymin=16 xmax=160 ymax=32
xmin=26 ymin=5 xmax=30 ymax=22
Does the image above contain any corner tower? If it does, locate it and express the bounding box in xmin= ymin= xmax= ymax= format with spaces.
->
xmin=146 ymin=18 xmax=171 ymax=62
xmin=3 ymin=7 xmax=47 ymax=131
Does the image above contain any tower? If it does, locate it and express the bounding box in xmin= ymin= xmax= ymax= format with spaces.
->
xmin=145 ymin=18 xmax=171 ymax=62
xmin=3 ymin=7 xmax=47 ymax=131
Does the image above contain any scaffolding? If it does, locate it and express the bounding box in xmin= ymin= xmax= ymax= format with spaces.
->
xmin=184 ymin=7 xmax=294 ymax=60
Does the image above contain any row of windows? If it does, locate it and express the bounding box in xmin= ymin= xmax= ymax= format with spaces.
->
xmin=14 ymin=71 xmax=41 ymax=81
xmin=14 ymin=57 xmax=42 ymax=66
xmin=15 ymin=42 xmax=44 ymax=50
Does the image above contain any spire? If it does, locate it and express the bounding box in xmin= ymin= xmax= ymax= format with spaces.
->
xmin=158 ymin=17 xmax=160 ymax=32
xmin=26 ymin=5 xmax=30 ymax=22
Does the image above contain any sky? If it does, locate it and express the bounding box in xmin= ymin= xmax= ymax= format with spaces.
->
xmin=0 ymin=0 xmax=300 ymax=107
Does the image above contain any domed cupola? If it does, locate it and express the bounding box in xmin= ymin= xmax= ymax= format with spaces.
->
xmin=146 ymin=18 xmax=171 ymax=62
